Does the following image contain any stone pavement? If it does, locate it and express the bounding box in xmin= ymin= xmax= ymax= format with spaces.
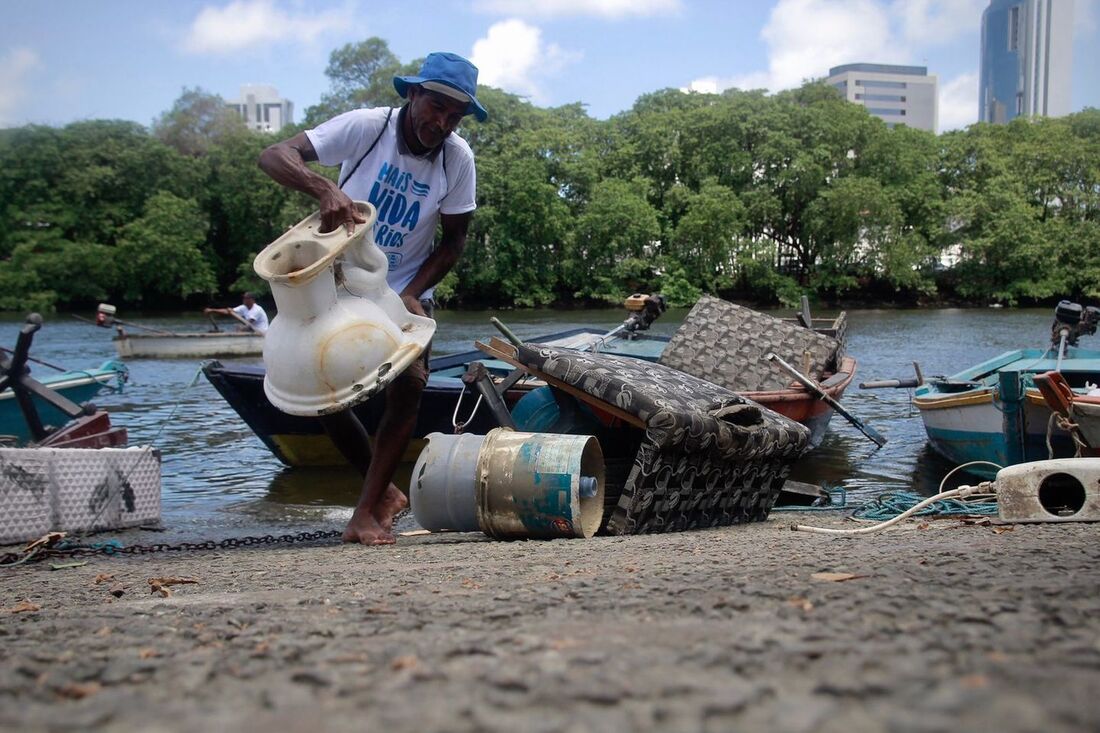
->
xmin=2 ymin=513 xmax=1099 ymax=732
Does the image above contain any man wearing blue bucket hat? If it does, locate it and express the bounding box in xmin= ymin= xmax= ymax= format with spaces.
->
xmin=259 ymin=51 xmax=486 ymax=546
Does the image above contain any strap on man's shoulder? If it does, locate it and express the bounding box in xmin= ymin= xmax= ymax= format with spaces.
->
xmin=337 ymin=107 xmax=394 ymax=190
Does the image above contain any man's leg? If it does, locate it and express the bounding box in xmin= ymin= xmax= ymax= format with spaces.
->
xmin=342 ymin=359 xmax=426 ymax=544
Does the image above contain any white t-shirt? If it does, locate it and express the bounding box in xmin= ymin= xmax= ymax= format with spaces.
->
xmin=306 ymin=107 xmax=477 ymax=298
xmin=232 ymin=303 xmax=269 ymax=333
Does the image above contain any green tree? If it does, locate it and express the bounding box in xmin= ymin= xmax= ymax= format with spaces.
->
xmin=565 ymin=178 xmax=661 ymax=303
xmin=668 ymin=180 xmax=745 ymax=292
xmin=115 ymin=192 xmax=216 ymax=301
xmin=153 ymin=87 xmax=246 ymax=156
xmin=304 ymin=38 xmax=419 ymax=125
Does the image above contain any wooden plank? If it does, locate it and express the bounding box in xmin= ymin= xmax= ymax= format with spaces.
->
xmin=777 ymin=479 xmax=829 ymax=506
xmin=474 ymin=340 xmax=647 ymax=429
xmin=798 ymin=295 xmax=813 ymax=329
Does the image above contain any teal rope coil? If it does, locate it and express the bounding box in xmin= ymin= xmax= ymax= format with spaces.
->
xmin=851 ymin=490 xmax=998 ymax=521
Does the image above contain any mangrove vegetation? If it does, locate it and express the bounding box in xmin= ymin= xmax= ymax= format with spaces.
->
xmin=1 ymin=38 xmax=1098 ymax=312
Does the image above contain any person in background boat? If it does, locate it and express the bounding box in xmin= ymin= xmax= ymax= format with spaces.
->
xmin=204 ymin=292 xmax=269 ymax=334
xmin=257 ymin=52 xmax=484 ymax=546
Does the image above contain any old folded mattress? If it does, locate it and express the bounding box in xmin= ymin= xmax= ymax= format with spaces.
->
xmin=517 ymin=344 xmax=812 ymax=534
xmin=658 ymin=294 xmax=841 ymax=392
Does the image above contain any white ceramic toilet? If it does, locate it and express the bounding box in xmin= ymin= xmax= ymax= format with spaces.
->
xmin=253 ymin=201 xmax=436 ymax=416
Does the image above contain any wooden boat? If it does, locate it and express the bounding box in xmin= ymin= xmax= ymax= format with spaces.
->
xmin=1 ymin=314 xmax=129 ymax=447
xmin=1 ymin=360 xmax=127 ymax=442
xmin=113 ymin=328 xmax=263 ymax=359
xmin=204 ymin=298 xmax=854 ymax=467
xmin=80 ymin=304 xmax=264 ymax=359
xmin=912 ymin=301 xmax=1100 ymax=478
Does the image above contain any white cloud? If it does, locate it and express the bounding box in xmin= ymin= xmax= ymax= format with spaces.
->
xmin=687 ymin=0 xmax=987 ymax=96
xmin=939 ymin=71 xmax=978 ymax=131
xmin=472 ymin=0 xmax=681 ymax=19
xmin=890 ymin=0 xmax=986 ymax=45
xmin=471 ymin=19 xmax=581 ymax=102
xmin=0 ymin=47 xmax=39 ymax=127
xmin=691 ymin=0 xmax=900 ymax=94
xmin=755 ymin=0 xmax=898 ymax=89
xmin=182 ymin=0 xmax=347 ymax=55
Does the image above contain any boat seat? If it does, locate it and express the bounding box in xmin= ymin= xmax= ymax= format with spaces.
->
xmin=517 ymin=343 xmax=811 ymax=534
xmin=933 ymin=380 xmax=983 ymax=393
xmin=658 ymin=295 xmax=841 ymax=392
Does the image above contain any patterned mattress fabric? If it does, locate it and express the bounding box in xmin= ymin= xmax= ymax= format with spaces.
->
xmin=516 ymin=344 xmax=812 ymax=534
xmin=658 ymin=295 xmax=841 ymax=393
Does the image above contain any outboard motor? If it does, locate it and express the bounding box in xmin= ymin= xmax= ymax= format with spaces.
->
xmin=95 ymin=303 xmax=116 ymax=327
xmin=1052 ymin=300 xmax=1100 ymax=349
xmin=621 ymin=293 xmax=667 ymax=338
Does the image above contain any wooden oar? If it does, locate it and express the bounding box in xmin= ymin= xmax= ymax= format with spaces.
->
xmin=70 ymin=313 xmax=176 ymax=337
xmin=766 ymin=352 xmax=887 ymax=447
xmin=225 ymin=308 xmax=261 ymax=333
xmin=0 ymin=345 xmax=69 ymax=373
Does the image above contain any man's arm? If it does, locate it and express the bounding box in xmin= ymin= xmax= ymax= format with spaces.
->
xmin=258 ymin=132 xmax=365 ymax=233
xmin=397 ymin=212 xmax=471 ymax=316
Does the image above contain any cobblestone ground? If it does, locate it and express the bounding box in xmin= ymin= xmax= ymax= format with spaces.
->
xmin=2 ymin=514 xmax=1099 ymax=733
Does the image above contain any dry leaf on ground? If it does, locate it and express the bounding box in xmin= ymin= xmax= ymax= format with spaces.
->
xmin=391 ymin=655 xmax=418 ymax=671
xmin=24 ymin=532 xmax=66 ymax=553
xmin=811 ymin=572 xmax=868 ymax=583
xmin=5 ymin=599 xmax=40 ymax=614
xmin=148 ymin=577 xmax=199 ymax=597
xmin=56 ymin=682 xmax=101 ymax=699
xmin=787 ymin=596 xmax=814 ymax=611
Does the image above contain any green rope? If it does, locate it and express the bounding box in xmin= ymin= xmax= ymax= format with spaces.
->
xmin=851 ymin=490 xmax=998 ymax=521
xmin=774 ymin=485 xmax=999 ymax=520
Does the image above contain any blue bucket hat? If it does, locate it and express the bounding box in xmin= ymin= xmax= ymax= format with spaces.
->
xmin=394 ymin=52 xmax=488 ymax=122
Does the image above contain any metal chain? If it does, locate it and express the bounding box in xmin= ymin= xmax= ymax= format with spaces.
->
xmin=0 ymin=529 xmax=343 ymax=567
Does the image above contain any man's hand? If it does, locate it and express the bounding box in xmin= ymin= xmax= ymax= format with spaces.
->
xmin=259 ymin=132 xmax=365 ymax=234
xmin=319 ymin=190 xmax=367 ymax=234
xmin=400 ymin=294 xmax=427 ymax=317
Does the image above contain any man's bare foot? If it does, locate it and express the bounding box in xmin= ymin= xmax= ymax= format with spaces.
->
xmin=343 ymin=506 xmax=395 ymax=546
xmin=373 ymin=483 xmax=409 ymax=532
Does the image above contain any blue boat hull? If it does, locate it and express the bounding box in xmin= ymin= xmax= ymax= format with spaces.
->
xmin=914 ymin=346 xmax=1100 ymax=477
xmin=0 ymin=362 xmax=126 ymax=442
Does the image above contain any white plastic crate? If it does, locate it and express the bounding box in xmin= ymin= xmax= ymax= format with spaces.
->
xmin=0 ymin=446 xmax=161 ymax=544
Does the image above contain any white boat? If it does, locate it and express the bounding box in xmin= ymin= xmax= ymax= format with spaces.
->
xmin=911 ymin=301 xmax=1100 ymax=477
xmin=113 ymin=329 xmax=263 ymax=359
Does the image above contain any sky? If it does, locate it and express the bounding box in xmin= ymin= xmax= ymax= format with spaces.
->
xmin=1 ymin=0 xmax=1097 ymax=134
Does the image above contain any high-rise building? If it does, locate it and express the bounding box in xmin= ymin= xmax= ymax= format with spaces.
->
xmin=225 ymin=85 xmax=294 ymax=133
xmin=979 ymin=0 xmax=1074 ymax=124
xmin=826 ymin=64 xmax=939 ymax=132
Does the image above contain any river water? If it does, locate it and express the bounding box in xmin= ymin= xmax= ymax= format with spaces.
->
xmin=0 ymin=306 xmax=1064 ymax=540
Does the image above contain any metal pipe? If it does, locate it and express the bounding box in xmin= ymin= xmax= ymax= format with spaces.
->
xmin=462 ymin=361 xmax=516 ymax=430
xmin=1056 ymin=328 xmax=1068 ymax=372
xmin=489 ymin=317 xmax=523 ymax=347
